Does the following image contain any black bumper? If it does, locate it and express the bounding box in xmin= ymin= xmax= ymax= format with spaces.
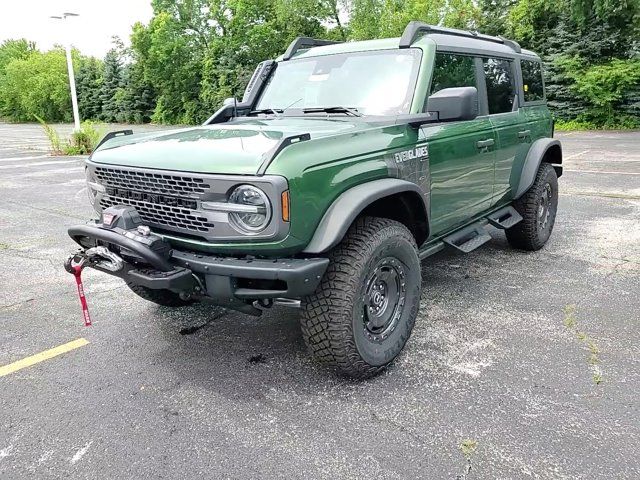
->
xmin=68 ymin=223 xmax=328 ymax=301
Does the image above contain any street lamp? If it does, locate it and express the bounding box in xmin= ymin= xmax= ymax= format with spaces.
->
xmin=50 ymin=12 xmax=80 ymax=131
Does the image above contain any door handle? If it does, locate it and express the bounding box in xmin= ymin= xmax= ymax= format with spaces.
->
xmin=517 ymin=130 xmax=531 ymax=139
xmin=476 ymin=138 xmax=495 ymax=149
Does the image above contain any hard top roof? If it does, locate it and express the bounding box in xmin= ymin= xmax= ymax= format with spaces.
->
xmin=281 ymin=22 xmax=540 ymax=61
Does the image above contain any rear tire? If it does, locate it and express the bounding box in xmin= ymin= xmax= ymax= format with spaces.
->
xmin=127 ymin=283 xmax=194 ymax=307
xmin=300 ymin=217 xmax=422 ymax=379
xmin=506 ymin=163 xmax=558 ymax=251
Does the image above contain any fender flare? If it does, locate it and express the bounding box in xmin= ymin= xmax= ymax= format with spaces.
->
xmin=515 ymin=138 xmax=562 ymax=199
xmin=303 ymin=179 xmax=429 ymax=254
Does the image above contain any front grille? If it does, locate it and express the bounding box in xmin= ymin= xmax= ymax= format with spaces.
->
xmin=94 ymin=166 xmax=210 ymax=196
xmin=100 ymin=195 xmax=213 ymax=233
xmin=94 ymin=166 xmax=214 ymax=235
xmin=88 ymin=163 xmax=286 ymax=242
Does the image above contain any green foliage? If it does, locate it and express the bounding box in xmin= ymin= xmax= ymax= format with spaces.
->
xmin=0 ymin=48 xmax=72 ymax=122
xmin=66 ymin=121 xmax=105 ymax=155
xmin=100 ymin=47 xmax=125 ymax=122
xmin=0 ymin=0 xmax=638 ymax=129
xmin=348 ymin=0 xmax=479 ymax=40
xmin=36 ymin=116 xmax=104 ymax=155
xmin=0 ymin=39 xmax=35 ymax=72
xmin=76 ymin=57 xmax=103 ymax=120
xmin=34 ymin=115 xmax=64 ymax=154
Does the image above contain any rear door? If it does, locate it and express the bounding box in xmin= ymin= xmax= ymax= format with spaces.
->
xmin=426 ymin=53 xmax=497 ymax=236
xmin=482 ymin=56 xmax=529 ymax=205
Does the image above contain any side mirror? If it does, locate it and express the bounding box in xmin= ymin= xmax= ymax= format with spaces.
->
xmin=223 ymin=97 xmax=238 ymax=106
xmin=427 ymin=87 xmax=478 ymax=122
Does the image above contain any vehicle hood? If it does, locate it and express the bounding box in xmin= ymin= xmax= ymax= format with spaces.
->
xmin=90 ymin=118 xmax=363 ymax=175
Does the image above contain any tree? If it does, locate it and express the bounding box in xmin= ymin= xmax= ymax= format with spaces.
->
xmin=100 ymin=47 xmax=124 ymax=122
xmin=0 ymin=48 xmax=72 ymax=122
xmin=76 ymin=56 xmax=103 ymax=120
xmin=477 ymin=0 xmax=518 ymax=36
xmin=0 ymin=39 xmax=35 ymax=72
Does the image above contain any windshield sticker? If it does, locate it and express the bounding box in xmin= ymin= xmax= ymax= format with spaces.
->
xmin=308 ymin=74 xmax=329 ymax=82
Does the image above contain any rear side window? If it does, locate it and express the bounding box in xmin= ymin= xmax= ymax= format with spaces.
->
xmin=430 ymin=53 xmax=476 ymax=94
xmin=521 ymin=60 xmax=545 ymax=102
xmin=483 ymin=57 xmax=516 ymax=114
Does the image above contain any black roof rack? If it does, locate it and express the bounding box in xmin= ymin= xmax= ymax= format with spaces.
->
xmin=282 ymin=37 xmax=343 ymax=61
xmin=399 ymin=21 xmax=521 ymax=53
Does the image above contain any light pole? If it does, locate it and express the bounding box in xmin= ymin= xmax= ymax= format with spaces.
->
xmin=50 ymin=12 xmax=80 ymax=131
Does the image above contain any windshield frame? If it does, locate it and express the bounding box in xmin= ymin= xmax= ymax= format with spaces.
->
xmin=255 ymin=48 xmax=424 ymax=117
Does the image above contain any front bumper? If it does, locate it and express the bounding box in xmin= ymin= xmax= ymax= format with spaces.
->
xmin=67 ymin=222 xmax=328 ymax=309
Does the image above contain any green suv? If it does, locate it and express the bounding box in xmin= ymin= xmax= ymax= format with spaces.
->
xmin=67 ymin=22 xmax=562 ymax=378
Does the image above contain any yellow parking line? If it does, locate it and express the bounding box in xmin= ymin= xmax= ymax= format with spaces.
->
xmin=0 ymin=338 xmax=89 ymax=377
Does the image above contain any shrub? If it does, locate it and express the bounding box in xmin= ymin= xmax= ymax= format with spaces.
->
xmin=64 ymin=121 xmax=104 ymax=155
xmin=34 ymin=115 xmax=64 ymax=154
xmin=37 ymin=117 xmax=104 ymax=155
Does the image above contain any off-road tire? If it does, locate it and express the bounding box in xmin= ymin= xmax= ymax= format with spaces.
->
xmin=506 ymin=162 xmax=558 ymax=251
xmin=127 ymin=283 xmax=194 ymax=307
xmin=300 ymin=216 xmax=422 ymax=379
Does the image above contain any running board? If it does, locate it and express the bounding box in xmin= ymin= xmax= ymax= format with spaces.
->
xmin=486 ymin=205 xmax=522 ymax=230
xmin=443 ymin=223 xmax=492 ymax=253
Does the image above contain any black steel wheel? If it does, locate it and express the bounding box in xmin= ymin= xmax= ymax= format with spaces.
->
xmin=301 ymin=216 xmax=422 ymax=379
xmin=362 ymin=257 xmax=406 ymax=343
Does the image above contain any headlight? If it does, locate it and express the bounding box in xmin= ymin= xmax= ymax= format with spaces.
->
xmin=227 ymin=185 xmax=272 ymax=234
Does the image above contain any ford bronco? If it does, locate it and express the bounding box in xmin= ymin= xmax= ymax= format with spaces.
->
xmin=65 ymin=22 xmax=562 ymax=378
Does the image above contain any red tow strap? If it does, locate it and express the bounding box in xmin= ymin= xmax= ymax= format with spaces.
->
xmin=72 ymin=265 xmax=92 ymax=327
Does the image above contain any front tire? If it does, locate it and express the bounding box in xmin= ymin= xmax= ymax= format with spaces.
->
xmin=506 ymin=163 xmax=559 ymax=251
xmin=301 ymin=217 xmax=422 ymax=379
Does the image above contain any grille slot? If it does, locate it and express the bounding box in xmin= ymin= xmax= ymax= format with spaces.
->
xmin=100 ymin=195 xmax=213 ymax=233
xmin=94 ymin=167 xmax=210 ymax=196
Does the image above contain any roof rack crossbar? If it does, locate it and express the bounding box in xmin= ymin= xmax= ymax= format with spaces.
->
xmin=399 ymin=21 xmax=521 ymax=53
xmin=282 ymin=37 xmax=343 ymax=61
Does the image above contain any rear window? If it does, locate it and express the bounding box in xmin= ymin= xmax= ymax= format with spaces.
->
xmin=521 ymin=60 xmax=544 ymax=102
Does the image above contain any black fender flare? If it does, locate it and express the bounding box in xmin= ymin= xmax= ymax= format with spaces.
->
xmin=515 ymin=138 xmax=562 ymax=199
xmin=303 ymin=179 xmax=429 ymax=254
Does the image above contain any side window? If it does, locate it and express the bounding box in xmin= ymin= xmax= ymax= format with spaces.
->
xmin=483 ymin=57 xmax=516 ymax=114
xmin=430 ymin=53 xmax=476 ymax=95
xmin=521 ymin=60 xmax=544 ymax=102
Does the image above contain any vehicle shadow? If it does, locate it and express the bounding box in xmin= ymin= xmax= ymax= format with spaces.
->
xmin=145 ymin=229 xmax=514 ymax=398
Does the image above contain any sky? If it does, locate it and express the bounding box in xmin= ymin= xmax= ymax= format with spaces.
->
xmin=0 ymin=0 xmax=153 ymax=58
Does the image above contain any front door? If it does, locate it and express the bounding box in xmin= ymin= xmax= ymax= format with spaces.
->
xmin=424 ymin=52 xmax=496 ymax=236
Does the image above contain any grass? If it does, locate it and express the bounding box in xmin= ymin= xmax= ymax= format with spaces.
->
xmin=562 ymin=304 xmax=603 ymax=385
xmin=35 ymin=116 xmax=105 ymax=155
xmin=555 ymin=119 xmax=640 ymax=131
xmin=457 ymin=439 xmax=478 ymax=479
xmin=459 ymin=439 xmax=478 ymax=458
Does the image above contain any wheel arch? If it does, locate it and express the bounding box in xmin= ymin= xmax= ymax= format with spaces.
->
xmin=514 ymin=138 xmax=562 ymax=199
xmin=302 ymin=179 xmax=429 ymax=254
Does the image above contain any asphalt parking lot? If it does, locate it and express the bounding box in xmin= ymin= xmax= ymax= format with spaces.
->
xmin=1 ymin=123 xmax=639 ymax=479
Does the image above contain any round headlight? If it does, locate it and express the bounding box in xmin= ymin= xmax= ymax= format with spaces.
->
xmin=228 ymin=185 xmax=272 ymax=234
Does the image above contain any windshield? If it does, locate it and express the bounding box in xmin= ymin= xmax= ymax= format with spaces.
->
xmin=256 ymin=49 xmax=422 ymax=116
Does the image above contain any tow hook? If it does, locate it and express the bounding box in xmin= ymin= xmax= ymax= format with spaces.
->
xmin=64 ymin=247 xmax=124 ymax=326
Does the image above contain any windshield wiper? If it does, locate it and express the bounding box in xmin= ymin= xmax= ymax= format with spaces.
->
xmin=248 ymin=108 xmax=283 ymax=117
xmin=302 ymin=106 xmax=362 ymax=117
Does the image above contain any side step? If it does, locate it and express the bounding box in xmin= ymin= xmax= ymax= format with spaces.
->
xmin=486 ymin=205 xmax=522 ymax=230
xmin=443 ymin=223 xmax=492 ymax=253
